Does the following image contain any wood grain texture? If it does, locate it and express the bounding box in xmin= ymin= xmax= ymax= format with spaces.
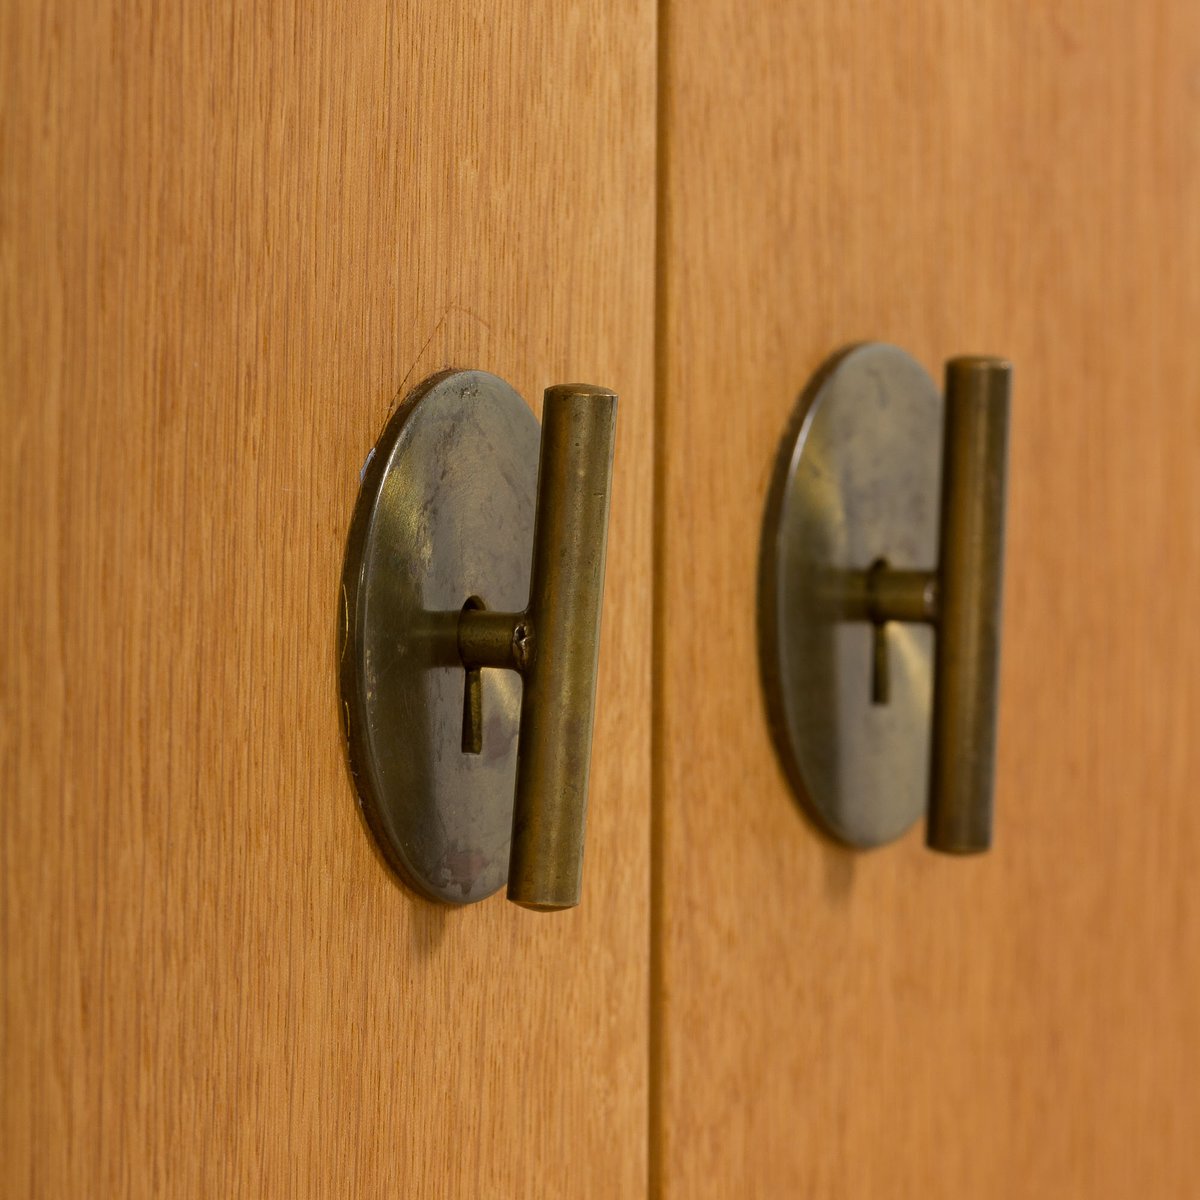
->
xmin=657 ymin=2 xmax=1200 ymax=1196
xmin=0 ymin=1 xmax=654 ymax=1195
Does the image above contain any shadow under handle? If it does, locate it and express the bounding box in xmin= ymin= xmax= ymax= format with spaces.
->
xmin=928 ymin=357 xmax=1011 ymax=853
xmin=507 ymin=385 xmax=618 ymax=909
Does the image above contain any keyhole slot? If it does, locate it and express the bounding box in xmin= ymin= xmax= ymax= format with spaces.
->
xmin=460 ymin=596 xmax=487 ymax=754
xmin=867 ymin=558 xmax=892 ymax=707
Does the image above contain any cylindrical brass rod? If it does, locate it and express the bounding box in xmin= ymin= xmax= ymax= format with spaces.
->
xmin=927 ymin=357 xmax=1010 ymax=853
xmin=819 ymin=566 xmax=938 ymax=623
xmin=867 ymin=565 xmax=940 ymax=625
xmin=458 ymin=605 xmax=526 ymax=672
xmin=507 ymin=385 xmax=617 ymax=910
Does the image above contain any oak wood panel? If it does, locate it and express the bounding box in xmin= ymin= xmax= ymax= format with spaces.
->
xmin=1 ymin=2 xmax=654 ymax=1195
xmin=657 ymin=2 xmax=1200 ymax=1195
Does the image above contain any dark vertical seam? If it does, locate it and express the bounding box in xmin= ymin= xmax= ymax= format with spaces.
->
xmin=649 ymin=0 xmax=670 ymax=1193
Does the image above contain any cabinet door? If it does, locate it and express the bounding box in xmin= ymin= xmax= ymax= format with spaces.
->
xmin=1 ymin=3 xmax=654 ymax=1194
xmin=657 ymin=3 xmax=1200 ymax=1195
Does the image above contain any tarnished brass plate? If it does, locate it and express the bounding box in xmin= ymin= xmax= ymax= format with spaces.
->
xmin=339 ymin=371 xmax=538 ymax=903
xmin=758 ymin=344 xmax=942 ymax=848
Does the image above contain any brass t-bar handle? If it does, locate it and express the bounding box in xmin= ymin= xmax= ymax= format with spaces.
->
xmin=857 ymin=357 xmax=1011 ymax=852
xmin=760 ymin=344 xmax=1011 ymax=852
xmin=340 ymin=371 xmax=617 ymax=908
xmin=928 ymin=358 xmax=1010 ymax=852
xmin=457 ymin=385 xmax=617 ymax=909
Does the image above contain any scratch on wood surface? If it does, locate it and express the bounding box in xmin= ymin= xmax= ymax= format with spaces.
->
xmin=389 ymin=304 xmax=495 ymax=418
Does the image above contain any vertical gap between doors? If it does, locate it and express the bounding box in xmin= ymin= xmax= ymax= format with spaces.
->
xmin=649 ymin=0 xmax=671 ymax=1193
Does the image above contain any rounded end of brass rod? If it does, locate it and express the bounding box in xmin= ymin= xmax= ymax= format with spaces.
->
xmin=509 ymin=897 xmax=581 ymax=913
xmin=945 ymin=355 xmax=1012 ymax=375
xmin=507 ymin=842 xmax=585 ymax=910
xmin=925 ymin=833 xmax=991 ymax=855
xmin=543 ymin=382 xmax=618 ymax=401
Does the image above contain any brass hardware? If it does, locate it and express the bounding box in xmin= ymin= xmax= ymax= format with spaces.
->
xmin=340 ymin=371 xmax=617 ymax=908
xmin=928 ymin=358 xmax=1009 ymax=852
xmin=758 ymin=343 xmax=1010 ymax=851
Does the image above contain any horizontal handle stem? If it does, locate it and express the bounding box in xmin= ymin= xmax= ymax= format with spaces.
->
xmin=458 ymin=605 xmax=530 ymax=673
xmin=829 ymin=565 xmax=939 ymax=625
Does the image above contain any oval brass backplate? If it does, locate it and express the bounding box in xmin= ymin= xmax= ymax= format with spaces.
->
xmin=758 ymin=344 xmax=942 ymax=848
xmin=339 ymin=370 xmax=538 ymax=903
